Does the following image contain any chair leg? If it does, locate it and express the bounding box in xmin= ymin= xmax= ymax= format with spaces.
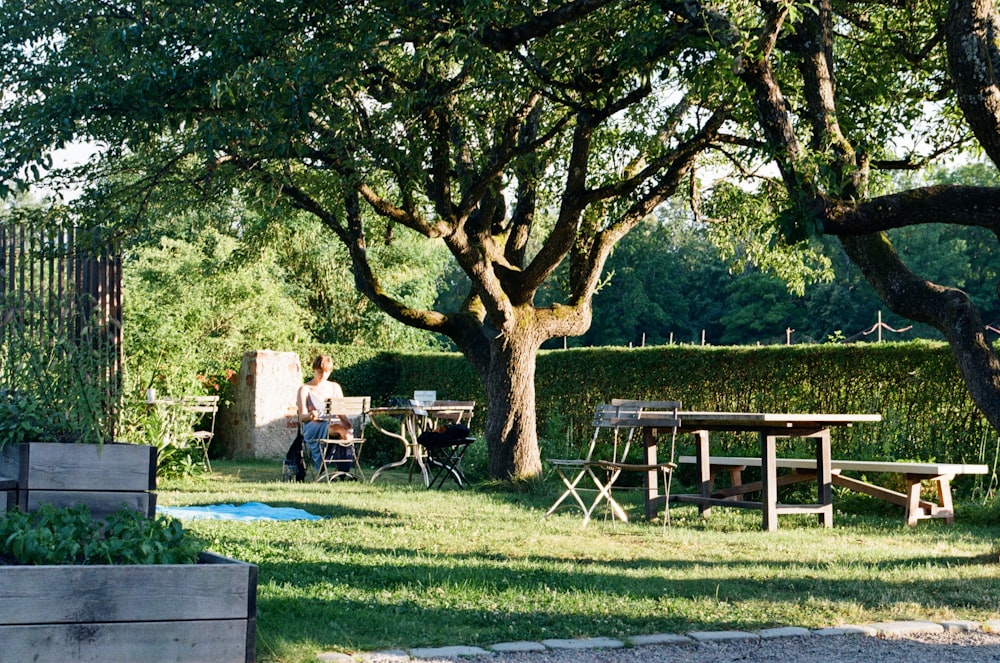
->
xmin=661 ymin=468 xmax=673 ymax=534
xmin=585 ymin=465 xmax=629 ymax=526
xmin=545 ymin=467 xmax=590 ymax=517
xmin=424 ymin=441 xmax=472 ymax=489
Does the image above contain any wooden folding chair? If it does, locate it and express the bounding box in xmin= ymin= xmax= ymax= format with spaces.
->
xmin=317 ymin=396 xmax=371 ymax=482
xmin=544 ymin=403 xmax=640 ymax=526
xmin=179 ymin=395 xmax=220 ymax=471
xmin=545 ymin=401 xmax=681 ymax=528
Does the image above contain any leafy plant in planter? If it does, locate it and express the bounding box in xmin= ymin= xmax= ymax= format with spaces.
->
xmin=0 ymin=503 xmax=257 ymax=663
xmin=0 ymin=301 xmax=112 ymax=451
xmin=0 ymin=503 xmax=204 ymax=565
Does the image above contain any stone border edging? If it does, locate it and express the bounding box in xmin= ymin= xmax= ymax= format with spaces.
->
xmin=316 ymin=619 xmax=1000 ymax=662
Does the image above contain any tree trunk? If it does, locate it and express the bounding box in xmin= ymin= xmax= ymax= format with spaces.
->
xmin=840 ymin=233 xmax=1000 ymax=434
xmin=481 ymin=330 xmax=543 ymax=481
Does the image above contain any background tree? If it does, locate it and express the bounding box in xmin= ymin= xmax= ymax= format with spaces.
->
xmin=0 ymin=1 xmax=732 ymax=479
xmin=669 ymin=0 xmax=1000 ymax=437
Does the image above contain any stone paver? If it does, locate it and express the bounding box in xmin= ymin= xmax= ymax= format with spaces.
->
xmin=813 ymin=625 xmax=878 ymax=637
xmin=759 ymin=626 xmax=812 ymax=639
xmin=359 ymin=650 xmax=409 ymax=661
xmin=490 ymin=641 xmax=548 ymax=652
xmin=871 ymin=621 xmax=945 ymax=635
xmin=941 ymin=620 xmax=981 ymax=633
xmin=539 ymin=637 xmax=625 ymax=650
xmin=688 ymin=630 xmax=759 ymax=642
xmin=409 ymin=645 xmax=491 ymax=659
xmin=317 ymin=653 xmax=355 ymax=663
xmin=628 ymin=633 xmax=692 ymax=646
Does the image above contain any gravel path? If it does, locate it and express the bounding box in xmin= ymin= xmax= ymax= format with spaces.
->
xmin=453 ymin=631 xmax=1000 ymax=663
xmin=329 ymin=624 xmax=1000 ymax=663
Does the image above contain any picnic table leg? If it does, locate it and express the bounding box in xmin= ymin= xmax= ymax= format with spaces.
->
xmin=644 ymin=426 xmax=659 ymax=521
xmin=815 ymin=429 xmax=833 ymax=527
xmin=695 ymin=430 xmax=711 ymax=517
xmin=761 ymin=433 xmax=778 ymax=531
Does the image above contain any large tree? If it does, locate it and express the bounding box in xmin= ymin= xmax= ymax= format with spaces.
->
xmin=669 ymin=0 xmax=1000 ymax=436
xmin=0 ymin=1 xmax=733 ymax=479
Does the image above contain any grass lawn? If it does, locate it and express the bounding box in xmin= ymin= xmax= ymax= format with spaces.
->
xmin=158 ymin=459 xmax=1000 ymax=663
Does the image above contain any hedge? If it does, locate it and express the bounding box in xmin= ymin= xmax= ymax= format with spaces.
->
xmin=313 ymin=340 xmax=998 ymax=494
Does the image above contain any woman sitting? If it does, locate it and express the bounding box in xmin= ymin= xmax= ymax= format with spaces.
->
xmin=297 ymin=354 xmax=354 ymax=477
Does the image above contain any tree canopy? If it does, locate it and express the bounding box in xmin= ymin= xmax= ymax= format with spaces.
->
xmin=6 ymin=1 xmax=1000 ymax=479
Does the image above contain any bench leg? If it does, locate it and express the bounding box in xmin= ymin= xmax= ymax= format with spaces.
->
xmin=815 ymin=430 xmax=833 ymax=528
xmin=936 ymin=476 xmax=955 ymax=525
xmin=727 ymin=468 xmax=743 ymax=501
xmin=904 ymin=474 xmax=956 ymax=526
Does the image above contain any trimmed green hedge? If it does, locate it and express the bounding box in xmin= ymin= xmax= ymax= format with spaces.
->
xmin=314 ymin=340 xmax=998 ymax=494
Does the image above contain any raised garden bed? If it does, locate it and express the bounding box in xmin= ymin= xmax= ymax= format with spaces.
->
xmin=0 ymin=442 xmax=156 ymax=518
xmin=0 ymin=551 xmax=257 ymax=663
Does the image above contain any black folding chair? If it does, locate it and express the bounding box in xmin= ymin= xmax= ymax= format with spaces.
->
xmin=418 ymin=424 xmax=475 ymax=489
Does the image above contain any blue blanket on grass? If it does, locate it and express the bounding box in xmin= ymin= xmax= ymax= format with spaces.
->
xmin=156 ymin=502 xmax=322 ymax=521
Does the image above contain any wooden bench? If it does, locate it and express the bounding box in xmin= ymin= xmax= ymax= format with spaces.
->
xmin=677 ymin=455 xmax=989 ymax=526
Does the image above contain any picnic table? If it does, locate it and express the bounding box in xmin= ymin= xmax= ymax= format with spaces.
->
xmin=368 ymin=401 xmax=475 ymax=488
xmin=609 ymin=401 xmax=882 ymax=532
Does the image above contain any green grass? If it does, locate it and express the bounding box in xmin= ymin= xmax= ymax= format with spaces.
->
xmin=159 ymin=460 xmax=1000 ymax=663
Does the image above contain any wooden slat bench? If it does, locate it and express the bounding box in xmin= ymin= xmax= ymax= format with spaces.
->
xmin=677 ymin=455 xmax=989 ymax=526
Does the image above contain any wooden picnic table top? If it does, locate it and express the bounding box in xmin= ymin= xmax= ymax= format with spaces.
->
xmin=609 ymin=409 xmax=881 ymax=432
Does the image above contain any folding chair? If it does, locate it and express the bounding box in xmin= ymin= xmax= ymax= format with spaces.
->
xmin=418 ymin=401 xmax=476 ymax=489
xmin=418 ymin=426 xmax=476 ymax=488
xmin=317 ymin=396 xmax=371 ymax=482
xmin=545 ymin=404 xmax=637 ymax=526
xmin=545 ymin=401 xmax=680 ymax=528
xmin=179 ymin=395 xmax=220 ymax=471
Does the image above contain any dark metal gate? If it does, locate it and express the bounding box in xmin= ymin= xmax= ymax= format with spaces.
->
xmin=0 ymin=220 xmax=122 ymax=441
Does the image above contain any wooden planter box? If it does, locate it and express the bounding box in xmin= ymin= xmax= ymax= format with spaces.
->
xmin=0 ymin=442 xmax=157 ymax=518
xmin=0 ymin=551 xmax=257 ymax=663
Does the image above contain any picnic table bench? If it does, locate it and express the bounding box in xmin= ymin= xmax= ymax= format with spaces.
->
xmin=677 ymin=455 xmax=989 ymax=526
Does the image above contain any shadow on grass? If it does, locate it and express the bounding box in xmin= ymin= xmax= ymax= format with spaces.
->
xmin=253 ymin=548 xmax=1000 ymax=650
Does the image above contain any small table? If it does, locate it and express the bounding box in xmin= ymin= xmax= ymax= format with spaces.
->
xmin=368 ymin=402 xmax=475 ymax=487
xmin=627 ymin=407 xmax=881 ymax=531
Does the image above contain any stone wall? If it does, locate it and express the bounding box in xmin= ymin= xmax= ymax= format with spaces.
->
xmin=216 ymin=350 xmax=302 ymax=459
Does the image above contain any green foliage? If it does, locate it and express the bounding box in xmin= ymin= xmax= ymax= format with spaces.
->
xmin=0 ymin=303 xmax=111 ymax=450
xmin=0 ymin=504 xmax=203 ymax=565
xmin=116 ymin=399 xmax=203 ymax=479
xmin=123 ymin=228 xmax=312 ymax=400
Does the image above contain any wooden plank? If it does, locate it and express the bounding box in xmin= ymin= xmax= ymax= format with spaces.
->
xmin=21 ymin=443 xmax=156 ymax=491
xmin=677 ymin=455 xmax=988 ymax=476
xmin=0 ymin=619 xmax=251 ymax=663
xmin=23 ymin=490 xmax=154 ymax=519
xmin=674 ymin=494 xmax=765 ymax=510
xmin=0 ymin=553 xmax=254 ymax=625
